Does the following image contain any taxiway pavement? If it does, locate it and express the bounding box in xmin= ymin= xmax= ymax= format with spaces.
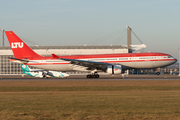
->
xmin=0 ymin=75 xmax=180 ymax=81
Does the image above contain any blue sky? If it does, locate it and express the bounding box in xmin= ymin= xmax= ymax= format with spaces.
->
xmin=1 ymin=0 xmax=180 ymax=59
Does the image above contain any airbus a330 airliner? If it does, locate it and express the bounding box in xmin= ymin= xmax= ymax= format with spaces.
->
xmin=5 ymin=31 xmax=177 ymax=78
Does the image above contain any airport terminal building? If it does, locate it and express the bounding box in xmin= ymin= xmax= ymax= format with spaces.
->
xmin=0 ymin=45 xmax=128 ymax=75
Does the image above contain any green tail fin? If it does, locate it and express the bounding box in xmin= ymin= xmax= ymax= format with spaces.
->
xmin=21 ymin=64 xmax=30 ymax=72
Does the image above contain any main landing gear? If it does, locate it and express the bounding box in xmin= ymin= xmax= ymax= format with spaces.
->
xmin=86 ymin=73 xmax=99 ymax=78
xmin=40 ymin=75 xmax=48 ymax=79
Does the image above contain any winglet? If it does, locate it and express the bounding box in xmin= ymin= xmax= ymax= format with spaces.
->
xmin=52 ymin=54 xmax=59 ymax=59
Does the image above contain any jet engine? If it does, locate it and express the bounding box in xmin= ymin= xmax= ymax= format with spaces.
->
xmin=106 ymin=65 xmax=122 ymax=74
xmin=38 ymin=71 xmax=47 ymax=78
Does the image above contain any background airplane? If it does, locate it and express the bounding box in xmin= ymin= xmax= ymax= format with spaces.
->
xmin=5 ymin=31 xmax=177 ymax=78
xmin=21 ymin=64 xmax=69 ymax=78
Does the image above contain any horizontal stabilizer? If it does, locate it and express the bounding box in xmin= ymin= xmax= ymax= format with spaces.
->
xmin=9 ymin=57 xmax=29 ymax=64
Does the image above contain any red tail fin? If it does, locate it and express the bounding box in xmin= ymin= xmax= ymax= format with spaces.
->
xmin=5 ymin=31 xmax=42 ymax=59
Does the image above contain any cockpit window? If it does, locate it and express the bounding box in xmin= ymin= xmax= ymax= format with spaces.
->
xmin=168 ymin=56 xmax=172 ymax=58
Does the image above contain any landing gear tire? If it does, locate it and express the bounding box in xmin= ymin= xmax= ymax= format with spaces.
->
xmin=156 ymin=72 xmax=160 ymax=75
xmin=87 ymin=75 xmax=92 ymax=78
xmin=95 ymin=74 xmax=99 ymax=78
xmin=43 ymin=75 xmax=47 ymax=78
xmin=86 ymin=74 xmax=99 ymax=78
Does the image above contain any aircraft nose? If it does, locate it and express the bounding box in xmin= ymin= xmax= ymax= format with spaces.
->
xmin=64 ymin=73 xmax=69 ymax=77
xmin=171 ymin=58 xmax=177 ymax=64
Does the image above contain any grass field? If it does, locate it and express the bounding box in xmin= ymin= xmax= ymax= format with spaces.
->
xmin=0 ymin=80 xmax=180 ymax=120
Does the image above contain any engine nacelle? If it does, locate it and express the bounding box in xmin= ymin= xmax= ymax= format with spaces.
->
xmin=38 ymin=71 xmax=47 ymax=78
xmin=106 ymin=65 xmax=122 ymax=74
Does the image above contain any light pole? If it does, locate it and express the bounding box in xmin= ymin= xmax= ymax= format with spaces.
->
xmin=179 ymin=48 xmax=180 ymax=76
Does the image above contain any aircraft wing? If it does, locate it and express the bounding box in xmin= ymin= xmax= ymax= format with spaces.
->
xmin=52 ymin=54 xmax=111 ymax=68
xmin=61 ymin=58 xmax=110 ymax=67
